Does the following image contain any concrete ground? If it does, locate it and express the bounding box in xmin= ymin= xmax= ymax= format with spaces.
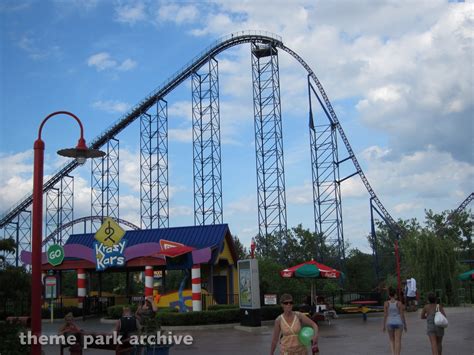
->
xmin=38 ymin=306 xmax=473 ymax=354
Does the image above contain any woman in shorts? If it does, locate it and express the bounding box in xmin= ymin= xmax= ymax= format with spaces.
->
xmin=421 ymin=293 xmax=446 ymax=355
xmin=383 ymin=288 xmax=407 ymax=355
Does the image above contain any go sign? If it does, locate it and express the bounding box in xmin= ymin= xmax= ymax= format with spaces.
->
xmin=47 ymin=245 xmax=65 ymax=266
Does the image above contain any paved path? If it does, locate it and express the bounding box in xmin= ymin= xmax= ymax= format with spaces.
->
xmin=38 ymin=306 xmax=473 ymax=354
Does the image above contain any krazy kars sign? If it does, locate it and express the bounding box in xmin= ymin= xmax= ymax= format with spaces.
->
xmin=94 ymin=218 xmax=127 ymax=271
xmin=94 ymin=240 xmax=127 ymax=271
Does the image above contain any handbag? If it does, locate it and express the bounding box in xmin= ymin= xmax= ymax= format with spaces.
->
xmin=434 ymin=304 xmax=448 ymax=328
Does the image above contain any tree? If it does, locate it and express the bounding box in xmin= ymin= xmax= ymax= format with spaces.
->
xmin=232 ymin=235 xmax=248 ymax=260
xmin=254 ymin=225 xmax=334 ymax=266
xmin=345 ymin=248 xmax=376 ymax=290
xmin=401 ymin=229 xmax=458 ymax=303
xmin=0 ymin=237 xmax=16 ymax=268
xmin=257 ymin=256 xmax=309 ymax=302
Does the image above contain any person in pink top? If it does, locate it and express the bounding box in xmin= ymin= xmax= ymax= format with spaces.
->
xmin=270 ymin=294 xmax=319 ymax=355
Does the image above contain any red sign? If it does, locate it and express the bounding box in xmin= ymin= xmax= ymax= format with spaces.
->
xmin=159 ymin=239 xmax=185 ymax=250
xmin=45 ymin=276 xmax=57 ymax=287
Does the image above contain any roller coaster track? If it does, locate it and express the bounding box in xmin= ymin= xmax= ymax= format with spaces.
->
xmin=41 ymin=216 xmax=140 ymax=247
xmin=0 ymin=30 xmax=400 ymax=234
xmin=445 ymin=192 xmax=474 ymax=225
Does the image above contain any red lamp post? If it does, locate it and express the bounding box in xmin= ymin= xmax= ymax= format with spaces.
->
xmin=31 ymin=111 xmax=104 ymax=355
xmin=250 ymin=238 xmax=256 ymax=259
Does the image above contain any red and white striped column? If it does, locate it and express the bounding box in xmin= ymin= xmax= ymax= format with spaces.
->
xmin=77 ymin=268 xmax=86 ymax=309
xmin=192 ymin=264 xmax=202 ymax=311
xmin=145 ymin=266 xmax=154 ymax=297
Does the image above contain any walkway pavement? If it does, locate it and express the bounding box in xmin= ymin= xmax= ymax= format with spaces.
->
xmin=38 ymin=306 xmax=473 ymax=354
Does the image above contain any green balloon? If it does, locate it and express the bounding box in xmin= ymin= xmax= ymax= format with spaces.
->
xmin=298 ymin=326 xmax=314 ymax=346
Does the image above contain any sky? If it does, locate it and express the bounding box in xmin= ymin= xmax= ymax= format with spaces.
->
xmin=0 ymin=0 xmax=472 ymax=254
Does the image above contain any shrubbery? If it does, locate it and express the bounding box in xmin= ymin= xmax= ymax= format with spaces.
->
xmin=260 ymin=305 xmax=281 ymax=320
xmin=0 ymin=321 xmax=30 ymax=354
xmin=207 ymin=304 xmax=239 ymax=311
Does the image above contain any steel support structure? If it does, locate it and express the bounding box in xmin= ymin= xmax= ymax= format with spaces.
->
xmin=59 ymin=175 xmax=74 ymax=242
xmin=91 ymin=138 xmax=119 ymax=232
xmin=45 ymin=187 xmax=59 ymax=251
xmin=140 ymin=99 xmax=169 ymax=229
xmin=370 ymin=198 xmax=381 ymax=282
xmin=308 ymin=78 xmax=345 ymax=268
xmin=251 ymin=42 xmax=287 ymax=244
xmin=2 ymin=222 xmax=18 ymax=266
xmin=192 ymin=57 xmax=223 ymax=225
xmin=2 ymin=210 xmax=32 ymax=267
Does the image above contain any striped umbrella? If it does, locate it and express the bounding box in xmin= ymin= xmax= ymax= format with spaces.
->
xmin=280 ymin=259 xmax=342 ymax=279
xmin=458 ymin=269 xmax=474 ymax=281
xmin=280 ymin=259 xmax=342 ymax=308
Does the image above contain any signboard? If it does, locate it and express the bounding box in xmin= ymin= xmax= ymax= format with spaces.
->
xmin=264 ymin=294 xmax=277 ymax=305
xmin=94 ymin=218 xmax=127 ymax=271
xmin=44 ymin=276 xmax=57 ymax=299
xmin=95 ymin=217 xmax=125 ymax=246
xmin=238 ymin=259 xmax=260 ymax=309
xmin=47 ymin=245 xmax=64 ymax=266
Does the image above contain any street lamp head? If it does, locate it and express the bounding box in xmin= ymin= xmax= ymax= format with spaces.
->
xmin=57 ymin=137 xmax=105 ymax=165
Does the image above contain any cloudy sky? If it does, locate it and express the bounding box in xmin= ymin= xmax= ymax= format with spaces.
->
xmin=0 ymin=0 xmax=472 ymax=253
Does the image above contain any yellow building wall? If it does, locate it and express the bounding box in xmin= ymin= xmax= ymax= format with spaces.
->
xmin=215 ymin=236 xmax=239 ymax=296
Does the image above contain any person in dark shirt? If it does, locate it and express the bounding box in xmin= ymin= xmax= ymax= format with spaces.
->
xmin=115 ymin=307 xmax=140 ymax=339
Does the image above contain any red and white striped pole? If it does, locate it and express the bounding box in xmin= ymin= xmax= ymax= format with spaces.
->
xmin=77 ymin=268 xmax=86 ymax=308
xmin=145 ymin=266 xmax=154 ymax=297
xmin=192 ymin=264 xmax=202 ymax=311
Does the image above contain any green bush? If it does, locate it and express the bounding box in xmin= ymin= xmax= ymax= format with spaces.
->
xmin=260 ymin=305 xmax=281 ymax=321
xmin=107 ymin=304 xmax=138 ymax=319
xmin=207 ymin=304 xmax=239 ymax=311
xmin=0 ymin=321 xmax=30 ymax=354
xmin=156 ymin=307 xmax=179 ymax=313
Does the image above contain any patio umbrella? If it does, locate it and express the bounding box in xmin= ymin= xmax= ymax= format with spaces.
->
xmin=458 ymin=269 xmax=474 ymax=281
xmin=280 ymin=260 xmax=342 ymax=279
xmin=280 ymin=260 xmax=342 ymax=307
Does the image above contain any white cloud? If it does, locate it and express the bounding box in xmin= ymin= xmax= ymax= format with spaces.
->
xmin=361 ymin=145 xmax=474 ymax=204
xmin=92 ymin=100 xmax=130 ymax=114
xmin=87 ymin=52 xmax=116 ymax=71
xmin=87 ymin=52 xmax=136 ymax=72
xmin=115 ymin=2 xmax=147 ymax=24
xmin=158 ymin=4 xmax=198 ymax=24
xmin=168 ymin=101 xmax=191 ymax=120
xmin=169 ymin=205 xmax=193 ymax=217
xmin=17 ymin=34 xmax=61 ymax=60
xmin=169 ymin=128 xmax=192 ymax=143
xmin=0 ymin=151 xmax=33 ymax=181
xmin=117 ymin=58 xmax=137 ymax=71
xmin=227 ymin=195 xmax=257 ymax=216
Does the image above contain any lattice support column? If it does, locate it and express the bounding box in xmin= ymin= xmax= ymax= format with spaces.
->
xmin=251 ymin=42 xmax=287 ymax=244
xmin=308 ymin=77 xmax=345 ymax=267
xmin=192 ymin=57 xmax=223 ymax=225
xmin=91 ymin=138 xmax=120 ymax=232
xmin=45 ymin=187 xmax=59 ymax=252
xmin=140 ymin=99 xmax=169 ymax=229
xmin=2 ymin=222 xmax=19 ymax=267
xmin=59 ymin=175 xmax=74 ymax=244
